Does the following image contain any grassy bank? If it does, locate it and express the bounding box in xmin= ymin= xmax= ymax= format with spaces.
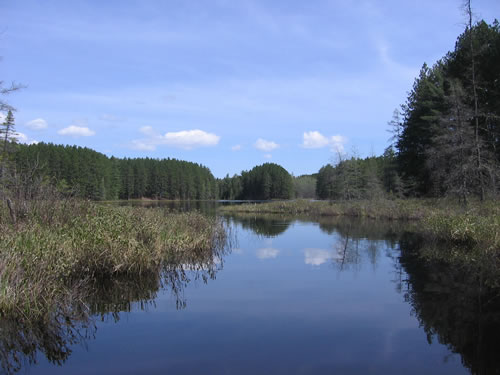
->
xmin=0 ymin=200 xmax=226 ymax=321
xmin=220 ymin=199 xmax=500 ymax=251
xmin=219 ymin=199 xmax=462 ymax=220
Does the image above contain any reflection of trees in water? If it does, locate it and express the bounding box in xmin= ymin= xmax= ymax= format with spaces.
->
xmin=396 ymin=233 xmax=500 ymax=375
xmin=329 ymin=222 xmax=500 ymax=374
xmin=0 ymin=301 xmax=95 ymax=374
xmin=318 ymin=216 xmax=405 ymax=245
xmin=330 ymin=224 xmax=378 ymax=272
xmin=325 ymin=217 xmax=406 ymax=272
xmin=225 ymin=213 xmax=292 ymax=237
xmin=0 ymin=241 xmax=230 ymax=375
xmin=333 ymin=224 xmax=359 ymax=271
xmin=227 ymin=213 xmax=407 ymax=271
xmin=329 ymin=222 xmax=500 ymax=375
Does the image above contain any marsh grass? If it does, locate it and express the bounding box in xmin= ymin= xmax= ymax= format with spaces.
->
xmin=0 ymin=200 xmax=227 ymax=321
xmin=221 ymin=198 xmax=500 ymax=251
xmin=219 ymin=198 xmax=460 ymax=219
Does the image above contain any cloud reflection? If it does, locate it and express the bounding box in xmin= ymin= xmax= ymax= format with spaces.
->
xmin=256 ymin=247 xmax=280 ymax=259
xmin=304 ymin=248 xmax=331 ymax=266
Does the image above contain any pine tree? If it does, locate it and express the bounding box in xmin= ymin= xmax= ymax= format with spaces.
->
xmin=397 ymin=63 xmax=446 ymax=195
xmin=1 ymin=110 xmax=16 ymax=158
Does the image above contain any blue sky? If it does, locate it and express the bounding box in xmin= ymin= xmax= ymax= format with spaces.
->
xmin=2 ymin=0 xmax=499 ymax=178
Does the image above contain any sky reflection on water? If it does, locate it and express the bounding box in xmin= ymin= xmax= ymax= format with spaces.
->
xmin=16 ymin=214 xmax=475 ymax=375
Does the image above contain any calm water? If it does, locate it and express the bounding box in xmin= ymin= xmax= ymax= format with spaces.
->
xmin=2 ymin=204 xmax=499 ymax=374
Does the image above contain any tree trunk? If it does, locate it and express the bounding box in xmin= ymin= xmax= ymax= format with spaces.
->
xmin=466 ymin=0 xmax=485 ymax=201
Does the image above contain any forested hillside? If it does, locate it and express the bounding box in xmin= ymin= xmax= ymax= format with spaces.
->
xmin=14 ymin=143 xmax=217 ymax=200
xmin=218 ymin=163 xmax=293 ymax=200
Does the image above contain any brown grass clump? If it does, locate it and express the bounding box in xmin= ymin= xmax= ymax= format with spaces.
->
xmin=0 ymin=200 xmax=227 ymax=321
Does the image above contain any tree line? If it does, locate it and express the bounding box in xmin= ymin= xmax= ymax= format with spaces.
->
xmin=218 ymin=163 xmax=294 ymax=200
xmin=315 ymin=150 xmax=401 ymax=200
xmin=13 ymin=142 xmax=296 ymax=201
xmin=14 ymin=142 xmax=217 ymax=200
xmin=317 ymin=18 xmax=500 ymax=203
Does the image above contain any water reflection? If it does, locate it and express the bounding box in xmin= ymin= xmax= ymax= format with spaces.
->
xmin=398 ymin=234 xmax=500 ymax=375
xmin=256 ymin=247 xmax=280 ymax=259
xmin=303 ymin=248 xmax=331 ymax=266
xmin=223 ymin=213 xmax=291 ymax=237
xmin=0 ymin=303 xmax=94 ymax=375
xmin=0 ymin=240 xmax=230 ymax=375
xmin=4 ymin=211 xmax=500 ymax=374
xmin=227 ymin=212 xmax=500 ymax=374
xmin=225 ymin=213 xmax=402 ymax=272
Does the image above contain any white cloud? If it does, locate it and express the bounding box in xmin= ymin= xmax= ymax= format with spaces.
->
xmin=304 ymin=248 xmax=331 ymax=266
xmin=231 ymin=144 xmax=242 ymax=151
xmin=256 ymin=247 xmax=279 ymax=259
xmin=26 ymin=118 xmax=48 ymax=130
xmin=254 ymin=138 xmax=279 ymax=152
xmin=301 ymin=131 xmax=347 ymax=152
xmin=14 ymin=132 xmax=38 ymax=145
xmin=58 ymin=125 xmax=96 ymax=137
xmin=164 ymin=129 xmax=220 ymax=149
xmin=302 ymin=131 xmax=330 ymax=148
xmin=0 ymin=113 xmax=6 ymax=123
xmin=132 ymin=128 xmax=220 ymax=151
xmin=330 ymin=135 xmax=348 ymax=153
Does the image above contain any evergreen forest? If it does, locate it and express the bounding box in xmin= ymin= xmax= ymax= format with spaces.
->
xmin=14 ymin=143 xmax=217 ymax=200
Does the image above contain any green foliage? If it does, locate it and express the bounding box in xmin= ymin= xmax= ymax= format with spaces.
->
xmin=293 ymin=174 xmax=316 ymax=198
xmin=0 ymin=110 xmax=17 ymax=159
xmin=13 ymin=143 xmax=217 ymax=201
xmin=218 ymin=174 xmax=243 ymax=200
xmin=395 ymin=20 xmax=500 ymax=197
xmin=316 ymin=164 xmax=335 ymax=200
xmin=218 ymin=162 xmax=293 ymax=200
xmin=240 ymin=163 xmax=293 ymax=199
xmin=316 ymin=154 xmax=399 ymax=200
xmin=397 ymin=63 xmax=446 ymax=195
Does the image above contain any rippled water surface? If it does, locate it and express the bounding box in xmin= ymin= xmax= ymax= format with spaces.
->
xmin=4 ymin=204 xmax=499 ymax=375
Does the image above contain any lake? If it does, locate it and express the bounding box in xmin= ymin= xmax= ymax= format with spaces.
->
xmin=2 ymin=204 xmax=498 ymax=375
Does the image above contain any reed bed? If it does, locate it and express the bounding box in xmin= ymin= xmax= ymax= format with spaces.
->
xmin=0 ymin=200 xmax=226 ymax=321
xmin=221 ymin=198 xmax=500 ymax=251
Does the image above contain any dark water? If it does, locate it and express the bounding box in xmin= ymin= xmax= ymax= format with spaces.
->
xmin=2 ymin=204 xmax=500 ymax=375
